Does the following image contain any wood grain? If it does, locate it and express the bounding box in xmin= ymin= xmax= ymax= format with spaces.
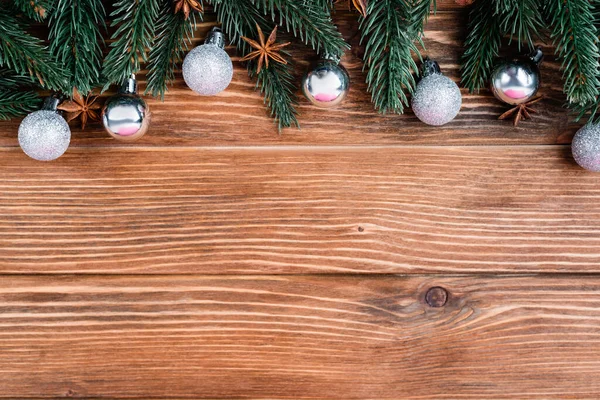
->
xmin=1 ymin=145 xmax=599 ymax=274
xmin=0 ymin=11 xmax=578 ymax=147
xmin=1 ymin=274 xmax=599 ymax=399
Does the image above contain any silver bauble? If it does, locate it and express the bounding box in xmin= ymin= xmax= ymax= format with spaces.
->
xmin=491 ymin=47 xmax=543 ymax=106
xmin=302 ymin=56 xmax=349 ymax=108
xmin=411 ymin=59 xmax=462 ymax=126
xmin=18 ymin=97 xmax=71 ymax=161
xmin=102 ymin=75 xmax=151 ymax=142
xmin=572 ymin=123 xmax=600 ymax=171
xmin=182 ymin=27 xmax=233 ymax=96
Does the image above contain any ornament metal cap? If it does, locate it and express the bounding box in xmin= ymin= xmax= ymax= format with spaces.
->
xmin=322 ymin=53 xmax=341 ymax=64
xmin=528 ymin=46 xmax=544 ymax=65
xmin=205 ymin=27 xmax=226 ymax=49
xmin=421 ymin=58 xmax=442 ymax=78
xmin=41 ymin=96 xmax=60 ymax=112
xmin=120 ymin=74 xmax=138 ymax=94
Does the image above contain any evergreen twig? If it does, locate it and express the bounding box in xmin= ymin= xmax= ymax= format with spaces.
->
xmin=0 ymin=7 xmax=68 ymax=92
xmin=460 ymin=0 xmax=503 ymax=93
xmin=146 ymin=0 xmax=200 ymax=99
xmin=102 ymin=0 xmax=160 ymax=87
xmin=12 ymin=0 xmax=53 ymax=21
xmin=49 ymin=0 xmax=106 ymax=96
xmin=360 ymin=0 xmax=420 ymax=114
xmin=0 ymin=69 xmax=41 ymax=120
xmin=252 ymin=0 xmax=349 ymax=58
xmin=500 ymin=0 xmax=544 ymax=51
xmin=210 ymin=0 xmax=299 ymax=129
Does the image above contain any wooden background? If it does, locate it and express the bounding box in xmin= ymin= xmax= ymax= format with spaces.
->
xmin=1 ymin=2 xmax=600 ymax=398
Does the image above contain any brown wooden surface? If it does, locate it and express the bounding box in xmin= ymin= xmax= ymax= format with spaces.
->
xmin=1 ymin=3 xmax=600 ymax=398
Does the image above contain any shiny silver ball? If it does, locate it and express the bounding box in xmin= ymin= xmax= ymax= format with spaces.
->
xmin=18 ymin=110 xmax=71 ymax=161
xmin=182 ymin=44 xmax=233 ymax=96
xmin=491 ymin=48 xmax=543 ymax=105
xmin=572 ymin=124 xmax=600 ymax=171
xmin=302 ymin=60 xmax=349 ymax=108
xmin=412 ymin=73 xmax=462 ymax=126
xmin=102 ymin=93 xmax=151 ymax=141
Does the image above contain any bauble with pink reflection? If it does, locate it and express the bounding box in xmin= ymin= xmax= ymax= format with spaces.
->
xmin=302 ymin=55 xmax=349 ymax=108
xmin=490 ymin=47 xmax=543 ymax=106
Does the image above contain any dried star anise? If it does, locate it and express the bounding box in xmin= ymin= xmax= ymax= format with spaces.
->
xmin=57 ymin=88 xmax=102 ymax=130
xmin=240 ymin=24 xmax=290 ymax=74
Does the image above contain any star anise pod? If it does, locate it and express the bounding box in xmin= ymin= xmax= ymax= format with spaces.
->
xmin=240 ymin=24 xmax=290 ymax=74
xmin=174 ymin=0 xmax=203 ymax=20
xmin=337 ymin=0 xmax=367 ymax=17
xmin=57 ymin=88 xmax=102 ymax=130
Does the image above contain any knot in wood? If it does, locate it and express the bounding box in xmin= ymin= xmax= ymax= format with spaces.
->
xmin=425 ymin=286 xmax=448 ymax=307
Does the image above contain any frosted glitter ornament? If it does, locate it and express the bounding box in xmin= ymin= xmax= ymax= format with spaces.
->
xmin=18 ymin=97 xmax=71 ymax=161
xmin=182 ymin=27 xmax=233 ymax=96
xmin=491 ymin=47 xmax=543 ymax=106
xmin=411 ymin=58 xmax=462 ymax=126
xmin=102 ymin=74 xmax=151 ymax=141
xmin=302 ymin=54 xmax=349 ymax=108
xmin=572 ymin=124 xmax=600 ymax=172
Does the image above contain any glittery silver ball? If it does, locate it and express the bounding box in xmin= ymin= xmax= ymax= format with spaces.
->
xmin=411 ymin=74 xmax=462 ymax=126
xmin=302 ymin=61 xmax=349 ymax=108
xmin=102 ymin=92 xmax=150 ymax=142
xmin=182 ymin=44 xmax=233 ymax=96
xmin=572 ymin=124 xmax=600 ymax=171
xmin=18 ymin=110 xmax=71 ymax=161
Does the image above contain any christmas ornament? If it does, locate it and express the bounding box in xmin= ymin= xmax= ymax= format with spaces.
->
xmin=302 ymin=54 xmax=350 ymax=108
xmin=572 ymin=124 xmax=600 ymax=172
xmin=102 ymin=74 xmax=151 ymax=141
xmin=57 ymin=88 xmax=102 ymax=130
xmin=18 ymin=97 xmax=71 ymax=161
xmin=411 ymin=58 xmax=462 ymax=126
xmin=182 ymin=27 xmax=233 ymax=96
xmin=491 ymin=47 xmax=544 ymax=126
xmin=174 ymin=0 xmax=203 ymax=20
xmin=241 ymin=24 xmax=290 ymax=74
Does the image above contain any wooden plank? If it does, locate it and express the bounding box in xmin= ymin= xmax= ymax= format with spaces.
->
xmin=0 ymin=12 xmax=576 ymax=147
xmin=0 ymin=274 xmax=599 ymax=399
xmin=1 ymin=145 xmax=599 ymax=274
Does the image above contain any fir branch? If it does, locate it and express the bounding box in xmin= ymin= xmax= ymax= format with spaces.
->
xmin=499 ymin=0 xmax=544 ymax=51
xmin=0 ymin=8 xmax=68 ymax=91
xmin=0 ymin=69 xmax=41 ymax=120
xmin=460 ymin=0 xmax=503 ymax=93
xmin=360 ymin=0 xmax=420 ymax=114
xmin=545 ymin=0 xmax=600 ymax=105
xmin=210 ymin=0 xmax=299 ymax=129
xmin=409 ymin=0 xmax=436 ymax=38
xmin=49 ymin=0 xmax=106 ymax=96
xmin=146 ymin=0 xmax=199 ymax=99
xmin=12 ymin=0 xmax=53 ymax=21
xmin=102 ymin=0 xmax=160 ymax=86
xmin=251 ymin=0 xmax=349 ymax=58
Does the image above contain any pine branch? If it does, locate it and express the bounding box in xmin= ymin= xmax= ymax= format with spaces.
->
xmin=0 ymin=69 xmax=41 ymax=120
xmin=545 ymin=0 xmax=600 ymax=106
xmin=102 ymin=0 xmax=160 ymax=86
xmin=12 ymin=0 xmax=53 ymax=21
xmin=0 ymin=7 xmax=68 ymax=91
xmin=49 ymin=0 xmax=105 ymax=96
xmin=499 ymin=0 xmax=544 ymax=51
xmin=460 ymin=0 xmax=503 ymax=93
xmin=146 ymin=0 xmax=199 ymax=99
xmin=360 ymin=0 xmax=420 ymax=114
xmin=210 ymin=0 xmax=299 ymax=129
xmin=409 ymin=0 xmax=436 ymax=38
xmin=252 ymin=0 xmax=349 ymax=58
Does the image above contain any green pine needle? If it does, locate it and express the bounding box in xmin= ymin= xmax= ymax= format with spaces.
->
xmin=360 ymin=0 xmax=420 ymax=114
xmin=146 ymin=0 xmax=200 ymax=99
xmin=545 ymin=0 xmax=600 ymax=106
xmin=500 ymin=0 xmax=544 ymax=51
xmin=102 ymin=0 xmax=160 ymax=87
xmin=252 ymin=0 xmax=349 ymax=58
xmin=0 ymin=69 xmax=41 ymax=120
xmin=460 ymin=0 xmax=503 ymax=93
xmin=49 ymin=0 xmax=106 ymax=96
xmin=0 ymin=7 xmax=68 ymax=92
xmin=210 ymin=0 xmax=299 ymax=129
xmin=12 ymin=0 xmax=53 ymax=21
